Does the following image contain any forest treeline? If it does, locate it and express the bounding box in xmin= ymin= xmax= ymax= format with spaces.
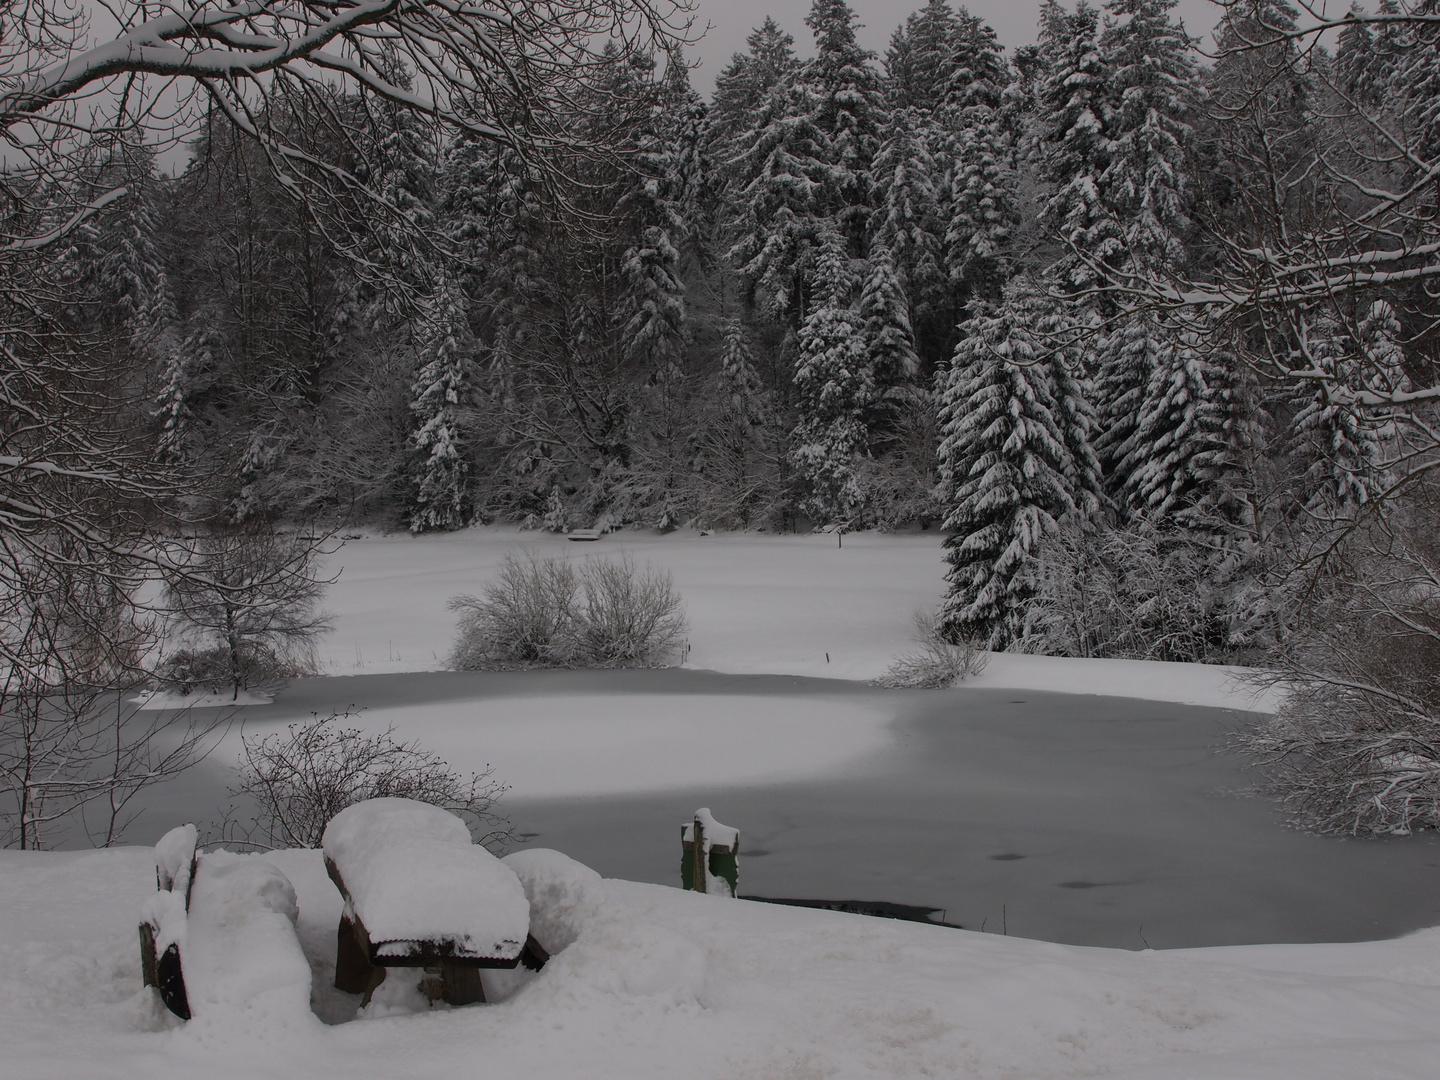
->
xmin=69 ymin=0 xmax=1435 ymax=665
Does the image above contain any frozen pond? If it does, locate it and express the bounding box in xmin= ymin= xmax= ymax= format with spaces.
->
xmin=125 ymin=669 xmax=1440 ymax=951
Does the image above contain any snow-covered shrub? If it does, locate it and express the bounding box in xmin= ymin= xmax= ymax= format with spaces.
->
xmin=228 ymin=712 xmax=510 ymax=849
xmin=1024 ymin=519 xmax=1265 ymax=663
xmin=875 ymin=611 xmax=988 ymax=689
xmin=156 ymin=643 xmax=291 ymax=697
xmin=1238 ymin=486 xmax=1440 ymax=835
xmin=449 ymin=552 xmax=687 ymax=669
xmin=576 ymin=555 xmax=688 ymax=667
xmin=448 ymin=551 xmax=581 ymax=668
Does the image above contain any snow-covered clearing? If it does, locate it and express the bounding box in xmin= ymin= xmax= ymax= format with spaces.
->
xmin=318 ymin=526 xmax=1281 ymax=711
xmin=4 ymin=844 xmax=1440 ymax=1080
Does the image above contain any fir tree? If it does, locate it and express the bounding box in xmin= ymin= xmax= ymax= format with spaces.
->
xmin=1290 ymin=314 xmax=1386 ymax=510
xmin=943 ymin=7 xmax=1011 ymax=112
xmin=726 ymin=81 xmax=830 ymax=327
xmin=711 ymin=18 xmax=800 ymax=145
xmin=801 ymin=0 xmax=888 ymax=245
xmin=885 ymin=0 xmax=963 ymax=112
xmin=1121 ymin=327 xmax=1251 ymax=529
xmin=937 ymin=283 xmax=1078 ymax=648
xmin=1098 ymin=0 xmax=1202 ymax=273
xmin=1034 ymin=0 xmax=1121 ymax=289
xmin=871 ymin=106 xmax=948 ymax=354
xmin=857 ymin=246 xmax=920 ymax=448
xmin=943 ymin=105 xmax=1020 ymax=302
xmin=790 ymin=229 xmax=872 ymax=523
xmin=409 ymin=280 xmax=475 ymax=532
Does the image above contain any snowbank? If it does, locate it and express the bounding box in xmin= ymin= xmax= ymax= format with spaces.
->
xmin=316 ymin=527 xmax=1278 ymax=711
xmin=4 ymin=846 xmax=1440 ymax=1079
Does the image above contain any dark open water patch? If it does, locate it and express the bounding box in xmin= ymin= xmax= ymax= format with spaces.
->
xmin=741 ymin=895 xmax=961 ymax=928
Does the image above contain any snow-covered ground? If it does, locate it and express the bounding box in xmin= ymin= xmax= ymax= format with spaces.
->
xmin=5 ymin=844 xmax=1440 ymax=1080
xmin=318 ymin=526 xmax=1281 ymax=711
xmin=7 ymin=527 xmax=1435 ymax=1077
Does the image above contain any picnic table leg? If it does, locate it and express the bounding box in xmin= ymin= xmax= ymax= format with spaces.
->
xmin=438 ymin=963 xmax=484 ymax=1007
xmin=334 ymin=913 xmax=378 ymax=995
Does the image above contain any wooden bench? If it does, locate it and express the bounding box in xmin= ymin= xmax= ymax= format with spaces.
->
xmin=140 ymin=824 xmax=310 ymax=1022
xmin=322 ymin=798 xmax=541 ymax=1007
xmin=140 ymin=824 xmax=198 ymax=1019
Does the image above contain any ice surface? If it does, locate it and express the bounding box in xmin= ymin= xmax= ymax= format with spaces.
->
xmin=501 ymin=848 xmax=603 ymax=957
xmin=181 ymin=850 xmax=312 ymax=1025
xmin=322 ymin=798 xmax=529 ymax=960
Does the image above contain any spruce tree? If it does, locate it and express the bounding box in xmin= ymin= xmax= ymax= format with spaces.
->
xmin=937 ymin=282 xmax=1078 ymax=648
xmin=711 ymin=18 xmax=800 ymax=146
xmin=1034 ymin=0 xmax=1120 ymax=289
xmin=872 ymin=106 xmax=948 ymax=360
xmin=1290 ymin=314 xmax=1385 ymax=511
xmin=726 ymin=81 xmax=829 ymax=327
xmin=1098 ymin=0 xmax=1201 ymax=273
xmin=801 ymin=0 xmax=888 ymax=246
xmin=943 ymin=105 xmax=1020 ymax=302
xmin=857 ymin=246 xmax=921 ymax=448
xmin=885 ymin=0 xmax=963 ymax=112
xmin=790 ymin=229 xmax=872 ymax=523
xmin=409 ymin=280 xmax=475 ymax=532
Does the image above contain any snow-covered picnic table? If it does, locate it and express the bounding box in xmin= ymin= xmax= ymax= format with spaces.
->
xmin=321 ymin=798 xmax=532 ymax=1006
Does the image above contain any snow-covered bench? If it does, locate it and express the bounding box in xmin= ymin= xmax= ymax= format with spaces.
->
xmin=322 ymin=798 xmax=534 ymax=1006
xmin=139 ymin=824 xmax=311 ymax=1022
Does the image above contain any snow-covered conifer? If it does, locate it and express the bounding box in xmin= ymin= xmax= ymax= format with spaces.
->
xmin=711 ymin=19 xmax=800 ymax=146
xmin=872 ymin=107 xmax=947 ymax=332
xmin=1034 ymin=1 xmax=1121 ymax=289
xmin=857 ymin=246 xmax=920 ymax=446
xmin=801 ymin=0 xmax=888 ymax=244
xmin=943 ymin=8 xmax=1010 ymax=112
xmin=936 ymin=281 xmax=1078 ymax=648
xmin=1098 ymin=0 xmax=1202 ymax=273
xmin=1290 ymin=315 xmax=1385 ymax=510
xmin=1120 ymin=327 xmax=1250 ymax=528
xmin=408 ymin=281 xmax=475 ymax=532
xmin=885 ymin=0 xmax=963 ymax=112
xmin=726 ymin=82 xmax=830 ymax=326
xmin=790 ymin=229 xmax=872 ymax=522
xmin=943 ymin=106 xmax=1021 ymax=301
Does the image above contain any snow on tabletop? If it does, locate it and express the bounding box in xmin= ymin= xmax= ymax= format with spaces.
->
xmin=180 ymin=850 xmax=314 ymax=1027
xmin=501 ymin=848 xmax=603 ymax=957
xmin=681 ymin=808 xmax=738 ymax=852
xmin=322 ymin=798 xmax=529 ymax=960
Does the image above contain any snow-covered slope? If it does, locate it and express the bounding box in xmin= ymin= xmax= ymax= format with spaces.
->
xmin=3 ymin=845 xmax=1437 ymax=1080
xmin=318 ymin=527 xmax=1279 ymax=711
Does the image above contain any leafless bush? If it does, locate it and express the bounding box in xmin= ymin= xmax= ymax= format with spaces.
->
xmin=1025 ymin=519 xmax=1266 ymax=663
xmin=875 ymin=611 xmax=988 ymax=689
xmin=229 ymin=712 xmax=511 ymax=850
xmin=1237 ymin=484 xmax=1440 ymax=835
xmin=576 ymin=555 xmax=688 ymax=666
xmin=449 ymin=551 xmax=687 ymax=669
xmin=448 ymin=551 xmax=581 ymax=668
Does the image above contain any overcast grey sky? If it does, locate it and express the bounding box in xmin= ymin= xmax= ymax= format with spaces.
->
xmin=682 ymin=1 xmax=1227 ymax=92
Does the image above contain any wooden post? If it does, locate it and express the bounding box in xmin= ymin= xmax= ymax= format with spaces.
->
xmin=691 ymin=815 xmax=706 ymax=893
